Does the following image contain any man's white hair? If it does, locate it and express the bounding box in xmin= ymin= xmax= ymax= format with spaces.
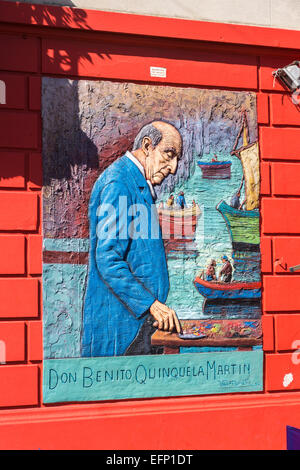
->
xmin=132 ymin=123 xmax=163 ymax=151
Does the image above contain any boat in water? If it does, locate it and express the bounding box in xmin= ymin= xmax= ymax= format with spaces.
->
xmin=217 ymin=111 xmax=260 ymax=252
xmin=216 ymin=200 xmax=259 ymax=252
xmin=193 ymin=277 xmax=261 ymax=300
xmin=197 ymin=160 xmax=232 ymax=179
xmin=158 ymin=204 xmax=201 ymax=239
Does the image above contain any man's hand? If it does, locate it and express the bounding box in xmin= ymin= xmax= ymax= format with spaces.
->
xmin=150 ymin=300 xmax=181 ymax=333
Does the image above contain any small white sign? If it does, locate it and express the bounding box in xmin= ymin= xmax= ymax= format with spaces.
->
xmin=150 ymin=66 xmax=167 ymax=78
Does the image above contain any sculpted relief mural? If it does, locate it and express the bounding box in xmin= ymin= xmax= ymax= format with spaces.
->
xmin=42 ymin=78 xmax=262 ymax=402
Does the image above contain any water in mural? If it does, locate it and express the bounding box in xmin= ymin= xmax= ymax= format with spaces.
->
xmin=42 ymin=78 xmax=263 ymax=402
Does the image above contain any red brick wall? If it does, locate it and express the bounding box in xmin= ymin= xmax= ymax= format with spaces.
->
xmin=259 ymin=57 xmax=300 ymax=392
xmin=0 ymin=0 xmax=300 ymax=450
xmin=0 ymin=33 xmax=42 ymax=408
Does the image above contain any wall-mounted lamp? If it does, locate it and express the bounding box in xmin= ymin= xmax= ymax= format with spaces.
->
xmin=289 ymin=264 xmax=300 ymax=273
xmin=272 ymin=61 xmax=300 ymax=92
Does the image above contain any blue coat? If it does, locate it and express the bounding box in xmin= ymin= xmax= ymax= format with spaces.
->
xmin=176 ymin=195 xmax=186 ymax=208
xmin=81 ymin=155 xmax=169 ymax=357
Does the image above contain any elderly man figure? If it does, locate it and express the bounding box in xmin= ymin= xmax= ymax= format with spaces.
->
xmin=81 ymin=121 xmax=183 ymax=357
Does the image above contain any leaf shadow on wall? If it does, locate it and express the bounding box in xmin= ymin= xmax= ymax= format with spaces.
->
xmin=3 ymin=1 xmax=109 ymax=187
xmin=14 ymin=1 xmax=105 ymax=237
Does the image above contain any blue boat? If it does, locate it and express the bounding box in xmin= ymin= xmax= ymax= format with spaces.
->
xmin=194 ymin=277 xmax=261 ymax=300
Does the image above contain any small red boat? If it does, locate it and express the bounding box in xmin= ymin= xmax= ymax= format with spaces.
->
xmin=197 ymin=161 xmax=232 ymax=179
xmin=158 ymin=205 xmax=201 ymax=239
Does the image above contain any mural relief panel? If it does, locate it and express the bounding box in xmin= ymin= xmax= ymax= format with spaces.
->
xmin=42 ymin=78 xmax=263 ymax=402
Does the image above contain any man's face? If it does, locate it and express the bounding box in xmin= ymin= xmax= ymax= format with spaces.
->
xmin=144 ymin=125 xmax=182 ymax=185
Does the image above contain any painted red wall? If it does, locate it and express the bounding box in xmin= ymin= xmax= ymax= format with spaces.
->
xmin=0 ymin=0 xmax=300 ymax=450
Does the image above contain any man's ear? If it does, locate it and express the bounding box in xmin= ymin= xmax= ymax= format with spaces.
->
xmin=142 ymin=136 xmax=152 ymax=156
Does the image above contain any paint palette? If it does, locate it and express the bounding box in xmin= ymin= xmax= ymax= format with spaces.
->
xmin=178 ymin=324 xmax=207 ymax=340
xmin=179 ymin=319 xmax=262 ymax=340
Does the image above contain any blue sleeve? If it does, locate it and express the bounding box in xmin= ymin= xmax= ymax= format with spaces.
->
xmin=95 ymin=180 xmax=156 ymax=318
